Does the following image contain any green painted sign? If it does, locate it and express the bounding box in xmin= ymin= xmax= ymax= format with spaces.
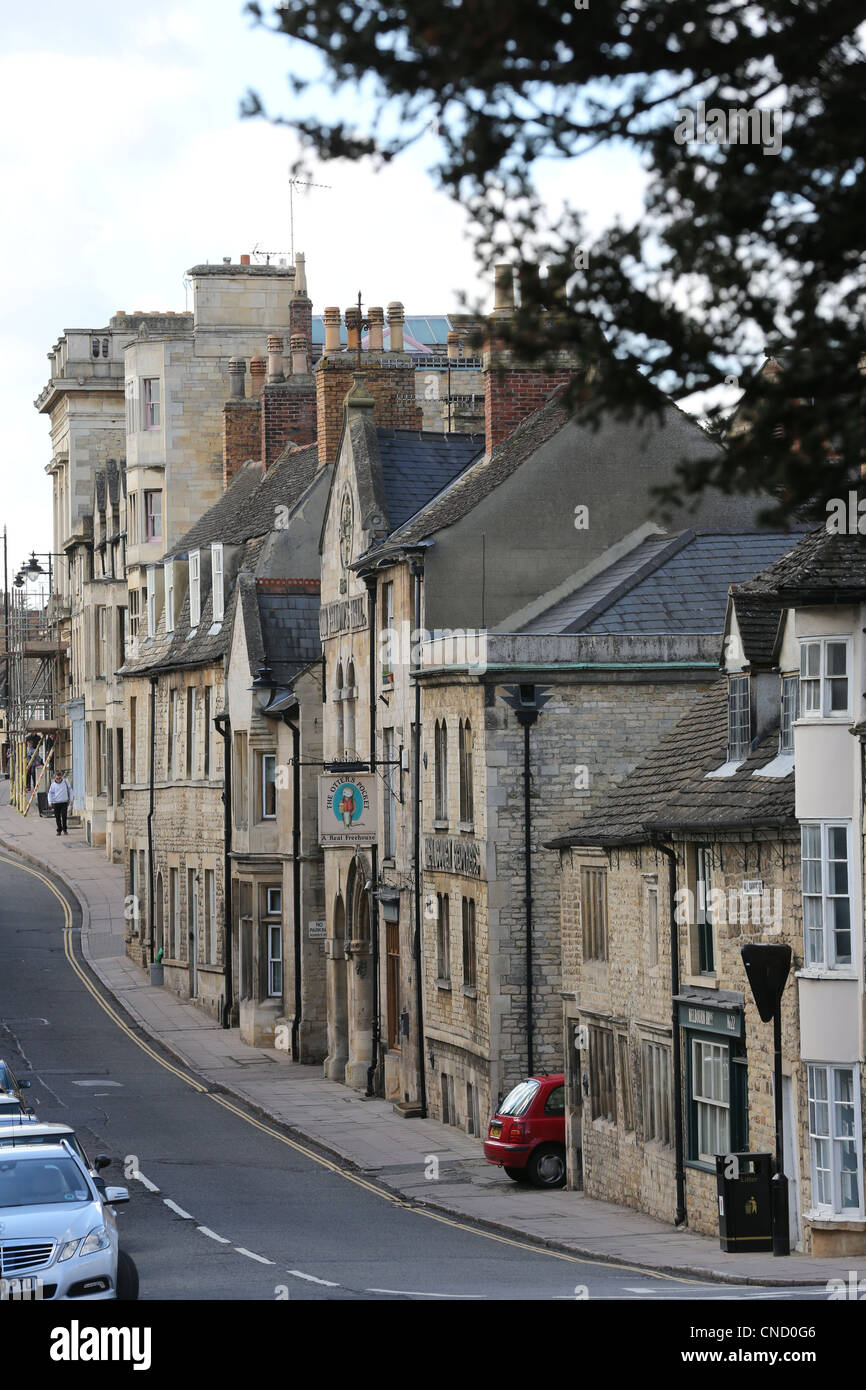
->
xmin=678 ymin=1000 xmax=744 ymax=1039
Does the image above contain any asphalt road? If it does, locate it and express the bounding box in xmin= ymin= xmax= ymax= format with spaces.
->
xmin=0 ymin=848 xmax=831 ymax=1303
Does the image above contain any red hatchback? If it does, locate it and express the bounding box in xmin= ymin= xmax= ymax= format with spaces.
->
xmin=484 ymin=1073 xmax=566 ymax=1189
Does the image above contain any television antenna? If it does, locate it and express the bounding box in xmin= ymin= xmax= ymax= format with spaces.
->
xmin=289 ymin=175 xmax=331 ymax=264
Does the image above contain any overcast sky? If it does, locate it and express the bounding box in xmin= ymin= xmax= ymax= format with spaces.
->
xmin=0 ymin=0 xmax=645 ymax=578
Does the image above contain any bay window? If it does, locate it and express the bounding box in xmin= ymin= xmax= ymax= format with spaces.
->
xmin=808 ymin=1064 xmax=863 ymax=1215
xmin=801 ymin=822 xmax=852 ymax=969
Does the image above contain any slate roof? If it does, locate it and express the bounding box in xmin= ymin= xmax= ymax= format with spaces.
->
xmin=730 ymin=593 xmax=783 ymax=666
xmin=524 ymin=531 xmax=803 ymax=636
xmin=735 ymin=525 xmax=866 ymax=606
xmin=376 ymin=429 xmax=483 ymax=531
xmin=257 ymin=586 xmax=322 ymax=685
xmin=373 ymin=391 xmax=572 ymax=552
xmin=547 ymin=680 xmax=796 ymax=849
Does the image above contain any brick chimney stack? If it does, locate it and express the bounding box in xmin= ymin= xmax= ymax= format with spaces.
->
xmin=315 ymin=296 xmax=422 ymax=470
xmin=223 ymin=357 xmax=260 ymax=487
xmin=483 ymin=263 xmax=583 ymax=454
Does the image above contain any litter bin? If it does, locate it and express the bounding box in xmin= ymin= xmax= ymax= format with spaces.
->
xmin=715 ymin=1152 xmax=774 ymax=1252
xmin=36 ymin=791 xmax=50 ymax=818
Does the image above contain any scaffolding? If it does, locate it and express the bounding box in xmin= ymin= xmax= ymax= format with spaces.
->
xmin=7 ymin=581 xmax=61 ymax=815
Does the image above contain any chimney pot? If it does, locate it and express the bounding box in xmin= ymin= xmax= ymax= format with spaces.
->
xmin=290 ymin=334 xmax=308 ymax=375
xmin=345 ymin=307 xmax=360 ymax=352
xmin=250 ymin=356 xmax=267 ymax=398
xmin=240 ymin=254 xmax=251 ymax=265
xmin=267 ymin=334 xmax=285 ymax=384
xmin=294 ymin=252 xmax=308 ymax=297
xmin=387 ymin=301 xmax=405 ymax=353
xmin=323 ymin=306 xmax=341 ymax=353
xmin=368 ymin=306 xmax=384 ymax=351
xmin=493 ymin=263 xmax=515 ymax=314
xmin=228 ymin=357 xmax=246 ymax=399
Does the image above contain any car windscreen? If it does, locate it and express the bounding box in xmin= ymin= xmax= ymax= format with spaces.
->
xmin=497 ymin=1080 xmax=540 ymax=1117
xmin=0 ymin=1157 xmax=91 ymax=1207
xmin=0 ymin=1133 xmax=86 ymax=1163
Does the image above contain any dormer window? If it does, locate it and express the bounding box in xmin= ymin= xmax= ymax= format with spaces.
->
xmin=800 ymin=638 xmax=850 ymax=718
xmin=728 ymin=675 xmax=751 ymax=762
xmin=211 ymin=543 xmax=224 ymax=622
xmin=779 ymin=674 xmax=798 ymax=754
xmin=189 ymin=551 xmax=201 ymax=629
xmin=165 ymin=561 xmax=175 ymax=634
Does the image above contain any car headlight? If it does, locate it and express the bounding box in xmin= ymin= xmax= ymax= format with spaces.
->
xmin=58 ymin=1240 xmax=80 ymax=1262
xmin=80 ymin=1226 xmax=110 ymax=1257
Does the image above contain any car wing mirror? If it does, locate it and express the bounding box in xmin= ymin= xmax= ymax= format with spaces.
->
xmin=94 ymin=1155 xmax=111 ymax=1171
xmin=103 ymin=1186 xmax=130 ymax=1205
xmin=19 ymin=1081 xmax=31 ymax=1089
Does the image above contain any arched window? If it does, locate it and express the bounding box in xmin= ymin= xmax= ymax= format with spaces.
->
xmin=333 ymin=894 xmax=345 ymax=944
xmin=434 ymin=720 xmax=448 ymax=822
xmin=458 ymin=719 xmax=474 ymax=825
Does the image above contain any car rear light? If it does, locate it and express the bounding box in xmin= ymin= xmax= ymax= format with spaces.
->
xmin=506 ymin=1122 xmax=525 ymax=1143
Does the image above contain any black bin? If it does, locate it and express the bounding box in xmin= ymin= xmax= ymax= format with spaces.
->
xmin=36 ymin=791 xmax=50 ymax=818
xmin=715 ymin=1152 xmax=773 ymax=1252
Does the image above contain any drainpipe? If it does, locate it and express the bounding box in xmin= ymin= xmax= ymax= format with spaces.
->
xmin=364 ymin=573 xmax=381 ymax=1097
xmin=214 ymin=712 xmax=233 ymax=1029
xmin=146 ymin=675 xmax=157 ymax=965
xmin=654 ymin=840 xmax=687 ymax=1227
xmin=282 ymin=707 xmax=303 ymax=1062
xmin=410 ymin=556 xmax=427 ymax=1117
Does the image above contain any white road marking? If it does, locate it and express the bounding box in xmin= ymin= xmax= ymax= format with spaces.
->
xmin=198 ymin=1227 xmax=231 ymax=1244
xmin=132 ymin=1171 xmax=160 ymax=1193
xmin=164 ymin=1198 xmax=193 ymax=1219
xmin=73 ymin=1079 xmax=122 ymax=1086
xmin=235 ymin=1247 xmax=275 ymax=1265
xmin=367 ymin=1287 xmax=485 ymax=1299
xmin=287 ymin=1269 xmax=340 ymax=1287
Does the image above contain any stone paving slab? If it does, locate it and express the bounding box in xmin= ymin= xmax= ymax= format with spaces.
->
xmin=0 ymin=788 xmax=850 ymax=1288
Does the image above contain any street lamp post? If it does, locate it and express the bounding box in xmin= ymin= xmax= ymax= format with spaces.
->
xmin=741 ymin=942 xmax=793 ymax=1256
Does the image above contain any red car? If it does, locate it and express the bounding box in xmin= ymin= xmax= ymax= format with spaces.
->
xmin=484 ymin=1073 xmax=566 ymax=1188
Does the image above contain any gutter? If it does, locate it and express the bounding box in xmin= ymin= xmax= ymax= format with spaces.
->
xmin=410 ymin=556 xmax=427 ymax=1117
xmin=213 ymin=711 xmax=233 ymax=1029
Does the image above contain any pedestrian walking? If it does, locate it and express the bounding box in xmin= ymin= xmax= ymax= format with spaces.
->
xmin=47 ymin=771 xmax=72 ymax=835
xmin=25 ymin=739 xmax=43 ymax=791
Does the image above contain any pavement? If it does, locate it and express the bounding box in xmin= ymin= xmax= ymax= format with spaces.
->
xmin=0 ymin=787 xmax=852 ymax=1289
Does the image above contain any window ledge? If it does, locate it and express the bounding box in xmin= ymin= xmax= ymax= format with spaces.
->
xmin=795 ymin=968 xmax=858 ymax=982
xmin=432 ymin=819 xmax=449 ymax=831
xmin=435 ymin=978 xmax=452 ymax=992
xmin=805 ymin=1211 xmax=866 ymax=1228
xmin=457 ymin=821 xmax=475 ymax=834
xmin=682 ymin=974 xmax=719 ymax=990
xmin=461 ymin=985 xmax=478 ymax=999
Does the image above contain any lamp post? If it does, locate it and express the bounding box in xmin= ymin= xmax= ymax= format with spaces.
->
xmin=741 ymin=942 xmax=793 ymax=1256
xmin=500 ymin=683 xmax=552 ymax=1076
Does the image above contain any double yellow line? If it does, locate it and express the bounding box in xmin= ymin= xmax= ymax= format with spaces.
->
xmin=0 ymin=849 xmax=702 ymax=1284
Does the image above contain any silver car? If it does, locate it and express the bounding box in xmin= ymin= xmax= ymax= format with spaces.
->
xmin=0 ymin=1140 xmax=136 ymax=1301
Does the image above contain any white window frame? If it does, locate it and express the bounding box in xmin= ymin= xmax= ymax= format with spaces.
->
xmin=799 ymin=637 xmax=852 ymax=719
xmin=165 ymin=561 xmax=175 ymax=633
xmin=728 ymin=673 xmax=751 ymax=761
xmin=211 ymin=542 xmax=224 ymax=622
xmin=267 ymin=887 xmax=282 ymax=916
xmin=779 ymin=673 xmax=798 ymax=753
xmin=144 ymin=489 xmax=162 ymax=542
xmin=801 ymin=821 xmax=853 ymax=970
xmin=808 ymin=1063 xmax=863 ymax=1216
xmin=267 ymin=924 xmax=283 ymax=998
xmin=125 ymin=379 xmax=136 ymax=434
xmin=189 ymin=551 xmax=201 ymax=629
xmin=691 ymin=1037 xmax=730 ymax=1164
xmin=146 ymin=567 xmax=156 ymax=639
xmin=142 ymin=377 xmax=161 ymax=431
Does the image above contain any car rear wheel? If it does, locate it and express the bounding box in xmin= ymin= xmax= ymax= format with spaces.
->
xmin=526 ymin=1143 xmax=566 ymax=1189
xmin=116 ymin=1248 xmax=139 ymax=1301
xmin=503 ymin=1165 xmax=531 ymax=1182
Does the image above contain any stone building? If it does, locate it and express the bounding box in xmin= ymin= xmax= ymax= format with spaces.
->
xmin=36 ymin=311 xmax=185 ymax=838
xmin=546 ymin=556 xmax=861 ymax=1252
xmin=734 ymin=527 xmax=866 ymax=1255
